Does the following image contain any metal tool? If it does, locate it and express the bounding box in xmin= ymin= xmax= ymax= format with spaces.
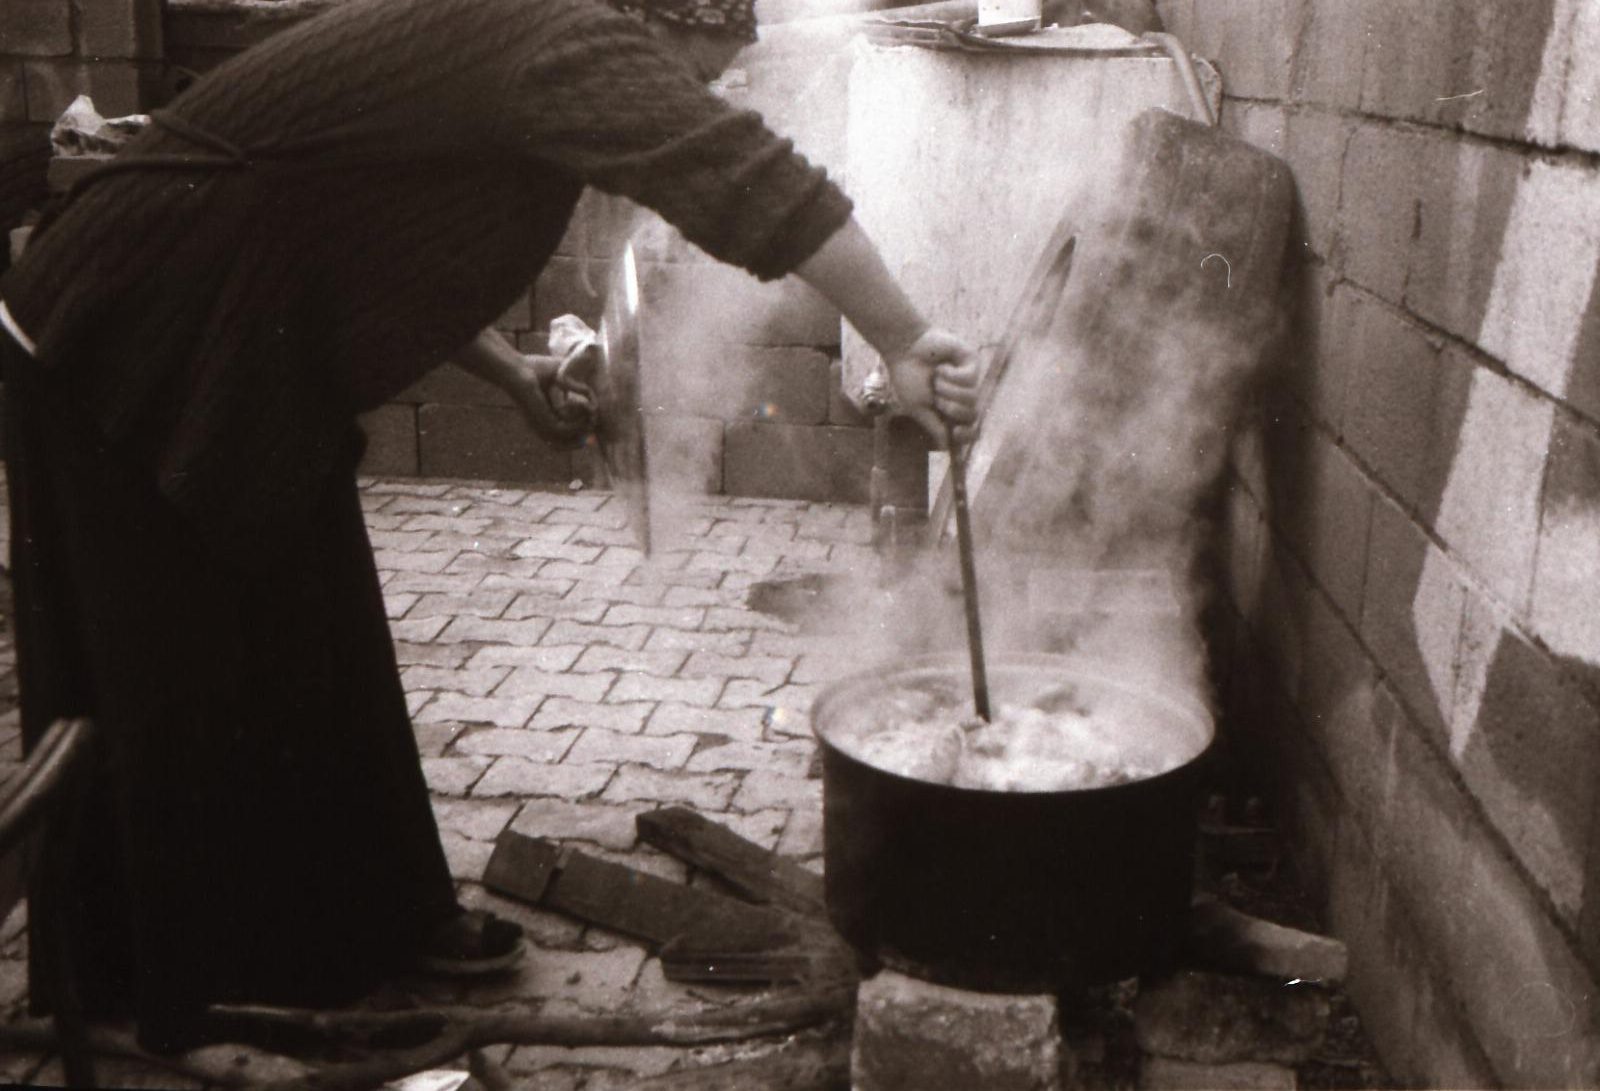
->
xmin=594 ymin=242 xmax=652 ymax=554
xmin=946 ymin=426 xmax=991 ymax=721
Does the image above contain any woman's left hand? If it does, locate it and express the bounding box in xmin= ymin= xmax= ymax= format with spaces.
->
xmin=886 ymin=328 xmax=982 ymax=447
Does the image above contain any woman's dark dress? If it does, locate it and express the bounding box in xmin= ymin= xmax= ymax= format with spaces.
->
xmin=0 ymin=0 xmax=850 ymax=1040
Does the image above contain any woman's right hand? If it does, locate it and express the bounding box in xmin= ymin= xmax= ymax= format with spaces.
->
xmin=885 ymin=328 xmax=982 ymax=447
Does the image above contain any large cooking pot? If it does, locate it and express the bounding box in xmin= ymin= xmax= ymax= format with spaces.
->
xmin=812 ymin=651 xmax=1214 ymax=993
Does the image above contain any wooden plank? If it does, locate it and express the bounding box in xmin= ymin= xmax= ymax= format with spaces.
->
xmin=632 ymin=1034 xmax=851 ymax=1089
xmin=661 ymin=916 xmax=858 ymax=987
xmin=481 ymin=831 xmax=562 ymax=906
xmin=635 ymin=807 xmax=828 ymax=917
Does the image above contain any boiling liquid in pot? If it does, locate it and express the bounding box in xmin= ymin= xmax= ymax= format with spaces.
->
xmin=825 ymin=670 xmax=1202 ymax=792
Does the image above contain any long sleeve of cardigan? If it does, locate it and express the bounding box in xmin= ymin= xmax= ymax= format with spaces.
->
xmin=503 ymin=15 xmax=853 ymax=281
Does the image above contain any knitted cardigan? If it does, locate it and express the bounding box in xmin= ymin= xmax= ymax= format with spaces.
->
xmin=0 ymin=0 xmax=851 ymax=564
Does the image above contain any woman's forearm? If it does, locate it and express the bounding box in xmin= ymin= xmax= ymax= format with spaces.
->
xmin=456 ymin=327 xmax=538 ymax=389
xmin=794 ymin=217 xmax=929 ymax=361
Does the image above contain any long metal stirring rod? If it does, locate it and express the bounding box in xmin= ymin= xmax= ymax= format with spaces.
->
xmin=946 ymin=427 xmax=991 ymax=721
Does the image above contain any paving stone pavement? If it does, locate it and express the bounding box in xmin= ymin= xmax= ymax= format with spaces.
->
xmin=0 ymin=473 xmax=877 ymax=1089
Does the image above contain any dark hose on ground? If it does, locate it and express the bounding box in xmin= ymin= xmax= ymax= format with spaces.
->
xmin=946 ymin=427 xmax=991 ymax=721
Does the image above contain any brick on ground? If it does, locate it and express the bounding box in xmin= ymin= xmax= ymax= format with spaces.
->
xmin=600 ymin=765 xmax=739 ymax=810
xmin=1138 ymin=1057 xmax=1297 ymax=1090
xmin=1133 ymin=972 xmax=1330 ymax=1066
xmin=853 ymin=971 xmax=1061 ymax=1091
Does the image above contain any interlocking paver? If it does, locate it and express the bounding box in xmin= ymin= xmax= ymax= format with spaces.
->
xmin=645 ymin=703 xmax=768 ymax=740
xmin=401 ymin=665 xmax=514 ymax=697
xmin=396 ymin=640 xmax=474 ymax=668
xmin=454 ymin=726 xmax=579 ymax=763
xmin=567 ymin=728 xmax=695 ymax=770
xmin=511 ymin=540 xmax=606 ymax=564
xmin=502 ymin=594 xmax=609 ymax=623
xmin=607 ymin=673 xmax=722 ymax=707
xmin=599 ymin=765 xmax=740 ymax=810
xmin=542 ymin=560 xmax=632 ymax=585
xmin=416 ymin=691 xmax=544 ymax=729
xmin=473 ymin=757 xmax=615 ymax=800
xmin=437 ymin=616 xmax=555 ymax=645
xmin=433 ymin=798 xmax=521 ymax=842
xmin=731 ymin=769 xmax=823 ymax=813
xmin=686 ymin=738 xmax=814 ymax=777
xmin=542 ymin=620 xmax=651 ymax=650
xmin=566 ymin=581 xmax=666 ymax=607
xmin=389 ymin=616 xmax=451 ymax=642
xmin=530 ymin=697 xmax=655 ymax=734
xmin=682 ymin=650 xmax=794 ymax=685
xmin=572 ymin=645 xmax=686 ymax=677
xmin=386 ymin=570 xmax=490 ymax=594
xmin=421 ymin=755 xmax=493 ymax=796
xmin=644 ymin=627 xmax=750 ymax=655
xmin=466 ymin=644 xmax=586 ymax=672
xmin=495 ymin=667 xmax=615 ymax=703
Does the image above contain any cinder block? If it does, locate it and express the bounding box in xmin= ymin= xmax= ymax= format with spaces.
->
xmin=1359 ymin=2 xmax=1484 ymax=127
xmin=1297 ymin=590 xmax=1388 ymax=820
xmin=640 ymin=341 xmax=830 ymax=425
xmin=1208 ymin=0 xmax=1298 ymax=103
xmin=723 ymin=420 xmax=872 ymax=503
xmin=0 ymin=0 xmax=71 ymax=56
xmin=1335 ymin=122 xmax=1425 ymax=307
xmin=827 ymin=356 xmax=872 ymax=427
xmin=495 ymin=289 xmax=532 ymax=334
xmin=357 ymin=404 xmax=418 ymax=477
xmin=1474 ymin=160 xmax=1600 ymax=400
xmin=852 ymin=971 xmax=1061 ymax=1091
xmin=1531 ymin=415 xmax=1600 ymax=668
xmin=1358 ymin=495 xmax=1461 ymax=745
xmin=1134 ymin=971 xmax=1330 ymax=1065
xmin=642 ymin=412 xmax=722 ymax=495
xmin=417 ymin=403 xmax=582 ymax=485
xmin=1289 ymin=2 xmax=1370 ymax=111
xmin=1246 ymin=534 xmax=1311 ymax=701
xmin=1402 ymin=137 xmax=1520 ymax=347
xmin=1460 ymin=0 xmax=1569 ymax=146
xmin=394 ymin=363 xmax=509 ymax=408
xmin=1375 ymin=725 xmax=1476 ymax=949
xmin=636 ymin=260 xmax=840 ymax=348
xmin=1341 ymin=294 xmax=1470 ymax=520
xmin=1296 ymin=435 xmax=1373 ymax=624
xmin=1560 ymin=3 xmax=1600 ymax=153
xmin=1280 ymin=108 xmax=1351 ymax=263
xmin=1446 ymin=801 xmax=1600 ymax=1088
xmin=1221 ymin=101 xmax=1286 ymax=158
xmin=1138 ymin=1057 xmax=1296 ymax=1090
xmin=23 ymin=58 xmax=157 ymax=123
xmin=1449 ymin=602 xmax=1600 ymax=922
xmin=1429 ymin=362 xmax=1550 ymax=614
xmin=76 ymin=0 xmax=163 ymax=60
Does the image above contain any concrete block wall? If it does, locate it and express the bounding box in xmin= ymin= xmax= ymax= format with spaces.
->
xmin=1155 ymin=1 xmax=1600 ymax=1086
xmin=0 ymin=0 xmax=163 ymax=269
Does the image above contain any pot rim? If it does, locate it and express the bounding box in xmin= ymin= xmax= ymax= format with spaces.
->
xmin=809 ymin=649 xmax=1215 ymax=797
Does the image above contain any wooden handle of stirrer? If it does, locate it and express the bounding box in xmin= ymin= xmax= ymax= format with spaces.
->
xmin=946 ymin=428 xmax=991 ymax=722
